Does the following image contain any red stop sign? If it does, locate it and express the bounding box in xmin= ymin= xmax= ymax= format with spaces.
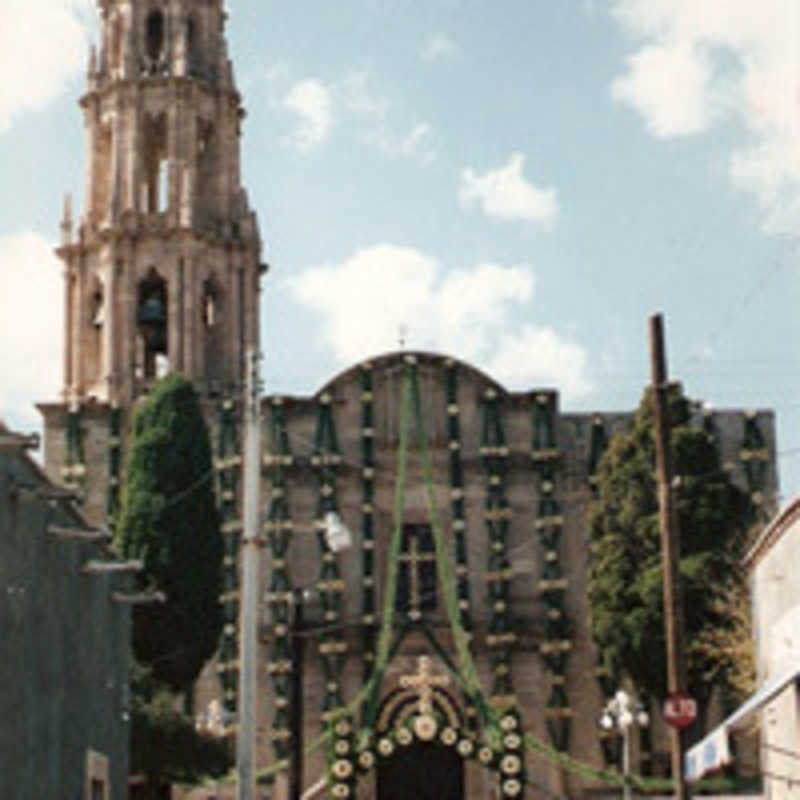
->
xmin=663 ymin=694 xmax=697 ymax=728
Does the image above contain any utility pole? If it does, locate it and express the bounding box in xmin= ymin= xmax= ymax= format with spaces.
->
xmin=649 ymin=314 xmax=689 ymax=800
xmin=237 ymin=348 xmax=262 ymax=800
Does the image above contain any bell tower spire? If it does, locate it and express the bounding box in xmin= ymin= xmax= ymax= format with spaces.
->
xmin=42 ymin=0 xmax=264 ymax=525
xmin=58 ymin=0 xmax=261 ymax=407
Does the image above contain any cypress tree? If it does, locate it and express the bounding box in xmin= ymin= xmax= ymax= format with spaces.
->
xmin=117 ymin=374 xmax=223 ymax=697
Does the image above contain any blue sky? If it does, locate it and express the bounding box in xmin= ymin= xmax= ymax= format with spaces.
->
xmin=2 ymin=0 xmax=800 ymax=504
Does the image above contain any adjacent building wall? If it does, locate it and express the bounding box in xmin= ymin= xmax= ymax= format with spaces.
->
xmin=0 ymin=426 xmax=132 ymax=800
xmin=746 ymin=500 xmax=800 ymax=800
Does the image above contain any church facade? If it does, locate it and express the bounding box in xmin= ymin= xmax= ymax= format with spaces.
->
xmin=237 ymin=354 xmax=776 ymax=800
xmin=39 ymin=3 xmax=778 ymax=799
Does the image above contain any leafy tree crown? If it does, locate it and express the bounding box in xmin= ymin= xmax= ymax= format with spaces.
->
xmin=587 ymin=385 xmax=754 ymax=705
xmin=117 ymin=374 xmax=224 ymax=693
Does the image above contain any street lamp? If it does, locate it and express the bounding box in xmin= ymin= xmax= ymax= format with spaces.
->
xmin=600 ymin=689 xmax=649 ymax=800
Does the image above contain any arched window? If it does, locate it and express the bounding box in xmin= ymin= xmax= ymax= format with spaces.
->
xmin=202 ymin=279 xmax=218 ymax=328
xmin=85 ymin=277 xmax=105 ymax=393
xmin=91 ymin=288 xmax=104 ymax=328
xmin=142 ymin=113 xmax=168 ymax=212
xmin=137 ymin=268 xmax=168 ymax=381
xmin=186 ymin=16 xmax=199 ymax=74
xmin=196 ymin=119 xmax=216 ymax=219
xmin=110 ymin=14 xmax=123 ymax=70
xmin=203 ymin=277 xmax=224 ymax=392
xmin=145 ymin=9 xmax=165 ymax=64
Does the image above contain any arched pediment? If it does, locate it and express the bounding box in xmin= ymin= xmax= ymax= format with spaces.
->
xmin=312 ymin=350 xmax=509 ymax=401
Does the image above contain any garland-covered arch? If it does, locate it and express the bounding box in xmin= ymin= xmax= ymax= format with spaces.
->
xmin=323 ymin=684 xmax=525 ymax=799
xmin=311 ymin=349 xmax=507 ymax=400
xmin=305 ymin=357 xmax=528 ymax=800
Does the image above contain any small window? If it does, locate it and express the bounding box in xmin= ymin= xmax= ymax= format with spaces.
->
xmin=202 ymin=280 xmax=219 ymax=328
xmin=186 ymin=16 xmax=200 ymax=73
xmin=137 ymin=269 xmax=168 ymax=380
xmin=145 ymin=9 xmax=165 ymax=62
xmin=396 ymin=525 xmax=437 ymax=615
xmin=110 ymin=14 xmax=123 ymax=70
xmin=85 ymin=750 xmax=109 ymax=800
xmin=157 ymin=157 xmax=168 ymax=212
xmin=91 ymin=288 xmax=104 ymax=328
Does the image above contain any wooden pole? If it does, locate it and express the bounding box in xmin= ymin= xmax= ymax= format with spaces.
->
xmin=649 ymin=314 xmax=689 ymax=800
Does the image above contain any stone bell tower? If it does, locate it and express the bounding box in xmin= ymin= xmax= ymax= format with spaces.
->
xmin=40 ymin=0 xmax=263 ymax=526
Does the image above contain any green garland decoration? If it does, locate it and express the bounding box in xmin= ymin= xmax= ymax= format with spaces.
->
xmin=360 ymin=366 xmax=377 ymax=681
xmin=478 ymin=384 xmax=528 ymax=799
xmin=444 ymin=359 xmax=476 ymax=734
xmin=361 ymin=362 xmax=413 ymax=735
xmin=412 ymin=359 xmax=484 ymax=710
xmin=215 ymin=396 xmax=242 ymax=717
xmin=327 ymin=715 xmax=358 ymax=798
xmin=107 ymin=406 xmax=122 ymax=524
xmin=238 ymin=359 xmax=646 ymax=795
xmin=444 ymin=360 xmax=473 ymax=631
xmin=312 ymin=391 xmax=347 ymax=719
xmin=532 ymin=391 xmax=572 ymax=753
xmin=265 ymin=396 xmax=294 ymax=759
xmin=479 ymin=387 xmax=514 ymax=702
xmin=251 ymin=718 xmax=636 ymax=790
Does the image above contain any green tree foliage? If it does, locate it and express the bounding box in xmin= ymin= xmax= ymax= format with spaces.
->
xmin=587 ymin=386 xmax=754 ymax=708
xmin=129 ymin=675 xmax=231 ymax=798
xmin=117 ymin=374 xmax=223 ymax=695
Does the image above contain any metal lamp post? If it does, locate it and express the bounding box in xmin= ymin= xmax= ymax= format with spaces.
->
xmin=600 ymin=690 xmax=649 ymax=800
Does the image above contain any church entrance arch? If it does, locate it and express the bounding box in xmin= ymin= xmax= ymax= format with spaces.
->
xmin=370 ymin=672 xmax=467 ymax=800
xmin=376 ymin=739 xmax=463 ymax=800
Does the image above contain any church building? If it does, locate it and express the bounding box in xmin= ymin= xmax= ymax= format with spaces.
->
xmin=39 ymin=3 xmax=778 ymax=799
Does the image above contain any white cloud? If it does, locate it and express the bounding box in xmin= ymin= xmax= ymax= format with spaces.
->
xmin=610 ymin=0 xmax=800 ymax=233
xmin=459 ymin=153 xmax=560 ymax=228
xmin=275 ymin=69 xmax=435 ymax=163
xmin=0 ymin=0 xmax=94 ymax=132
xmin=0 ymin=233 xmax=62 ymax=430
xmin=284 ymin=79 xmax=333 ymax=151
xmin=339 ymin=71 xmax=390 ymax=118
xmin=367 ymin=121 xmax=436 ymax=162
xmin=486 ymin=326 xmax=591 ymax=398
xmin=421 ymin=34 xmax=458 ymax=63
xmin=287 ymin=244 xmax=591 ymax=398
xmin=611 ymin=42 xmax=719 ymax=138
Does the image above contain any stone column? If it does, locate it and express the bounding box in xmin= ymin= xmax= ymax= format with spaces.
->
xmin=121 ymin=244 xmax=136 ymax=403
xmin=183 ymin=253 xmax=196 ymax=379
xmin=84 ymin=107 xmax=97 ymax=226
xmin=73 ymin=259 xmax=85 ymax=398
xmin=109 ymin=109 xmax=122 ymax=226
xmin=103 ymin=259 xmax=116 ymax=403
xmin=63 ymin=264 xmax=73 ymax=396
xmin=167 ymin=259 xmax=181 ymax=375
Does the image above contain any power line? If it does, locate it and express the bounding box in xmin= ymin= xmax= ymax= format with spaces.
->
xmin=697 ymin=247 xmax=796 ymax=359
